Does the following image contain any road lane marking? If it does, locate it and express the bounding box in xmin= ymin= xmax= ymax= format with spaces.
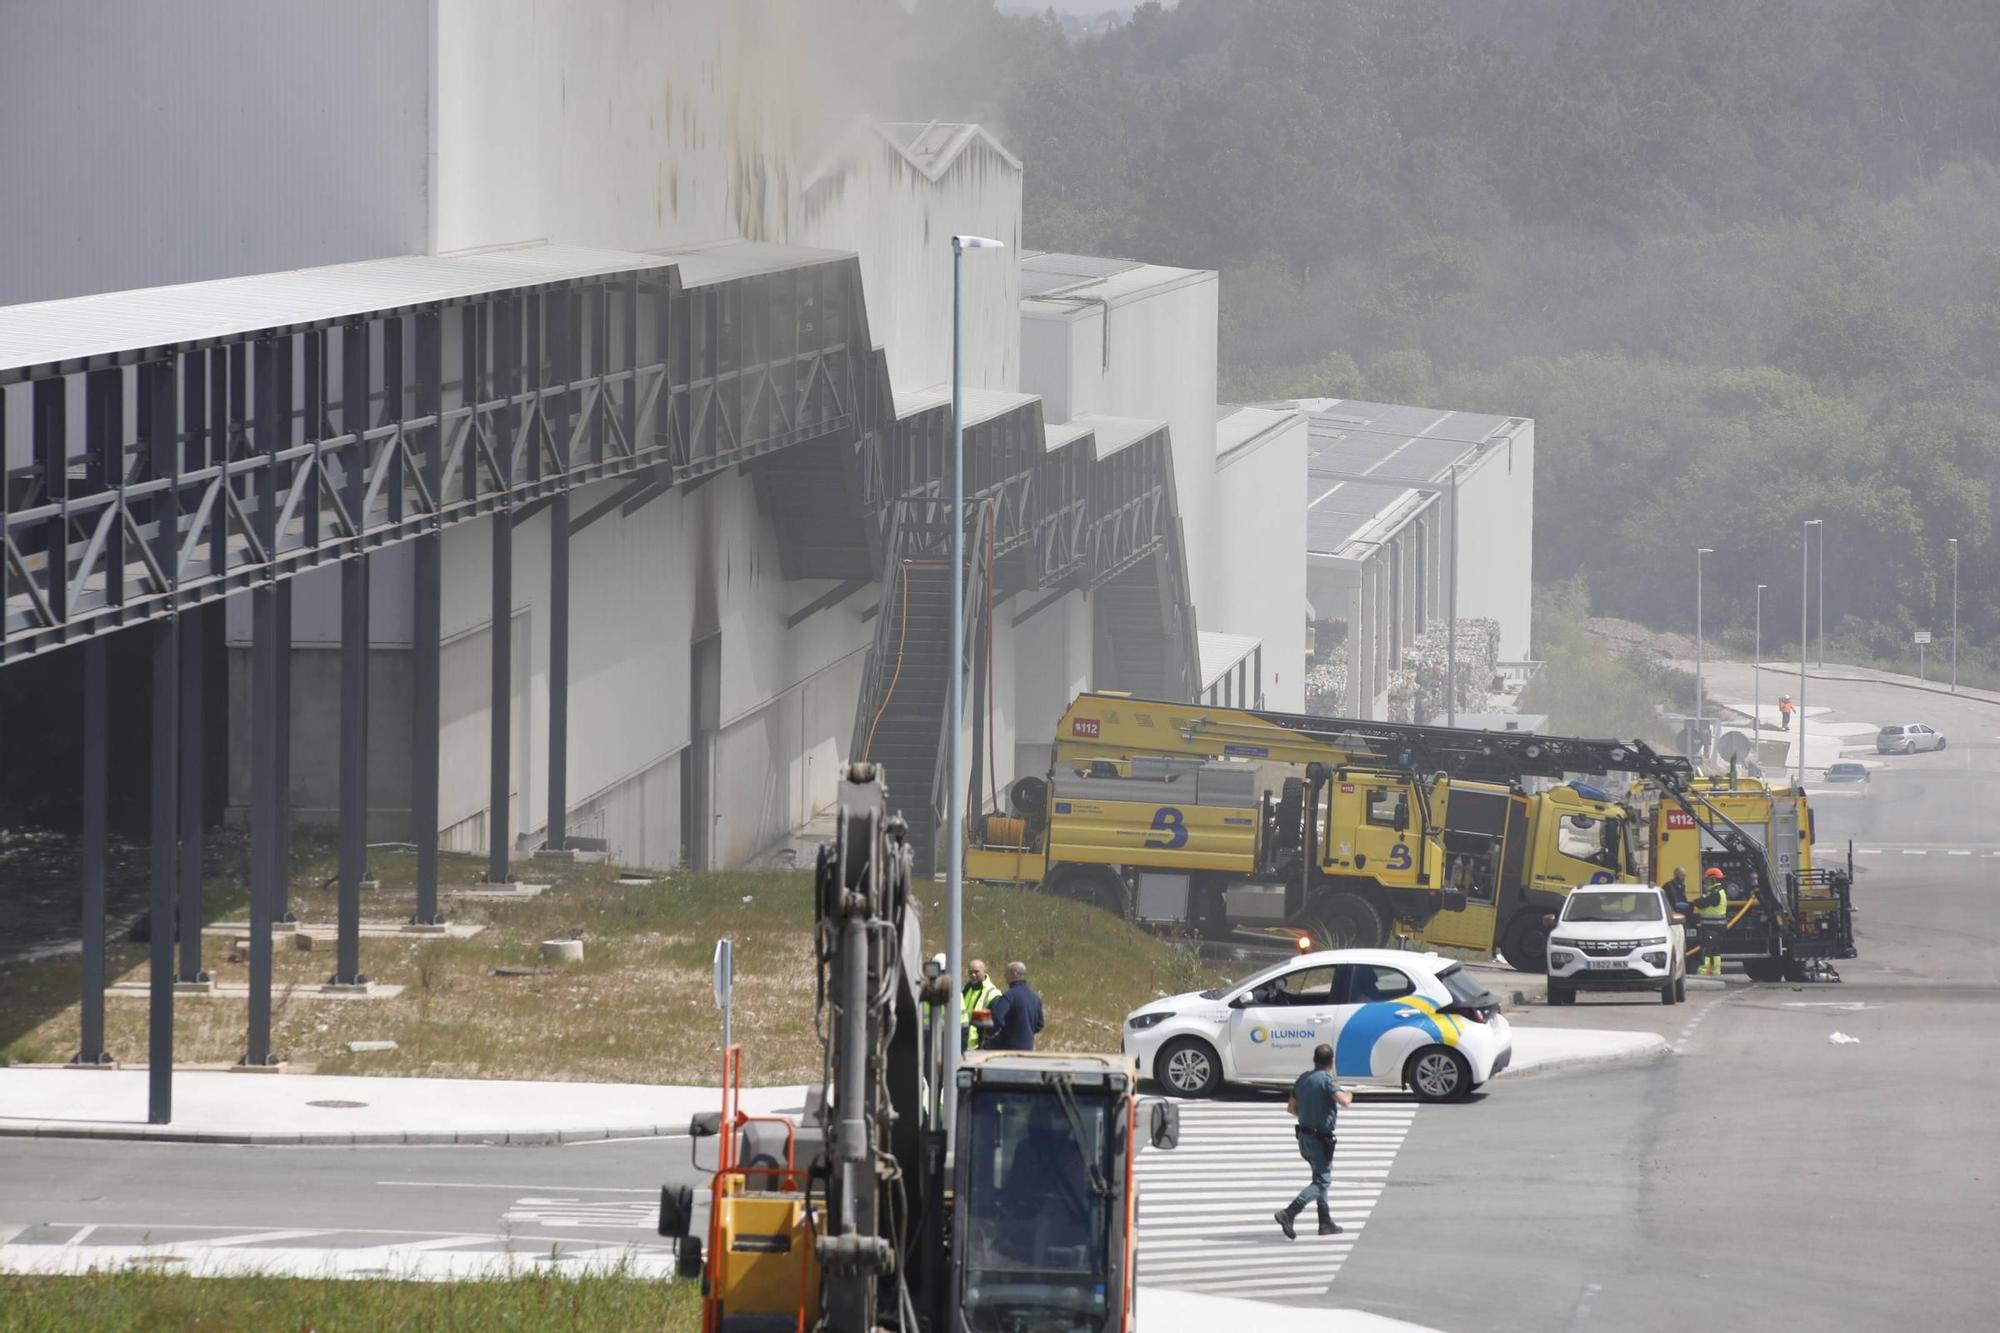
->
xmin=61 ymin=1226 xmax=95 ymax=1248
xmin=200 ymin=1229 xmax=330 ymax=1248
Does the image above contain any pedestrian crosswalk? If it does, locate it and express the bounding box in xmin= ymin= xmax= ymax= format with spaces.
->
xmin=1135 ymin=1098 xmax=1417 ymax=1302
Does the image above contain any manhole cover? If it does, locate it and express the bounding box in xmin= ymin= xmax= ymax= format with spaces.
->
xmin=306 ymin=1099 xmax=369 ymax=1109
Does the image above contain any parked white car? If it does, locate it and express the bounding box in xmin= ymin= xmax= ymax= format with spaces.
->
xmin=1877 ymin=723 xmax=1946 ymax=754
xmin=1123 ymin=948 xmax=1512 ymax=1103
xmin=1546 ymin=885 xmax=1686 ymax=1006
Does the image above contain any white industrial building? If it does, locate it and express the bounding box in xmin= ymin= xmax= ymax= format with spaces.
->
xmin=1268 ymin=398 xmax=1536 ymax=721
xmin=1 ymin=0 xmax=1316 ymax=877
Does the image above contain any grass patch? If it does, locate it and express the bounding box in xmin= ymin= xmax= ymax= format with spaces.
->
xmin=0 ymin=842 xmax=1231 ymax=1086
xmin=0 ymin=1270 xmax=698 ymax=1333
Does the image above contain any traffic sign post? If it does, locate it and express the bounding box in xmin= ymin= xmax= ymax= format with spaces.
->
xmin=1916 ymin=630 xmax=1931 ymax=681
xmin=713 ymin=938 xmax=734 ymax=1051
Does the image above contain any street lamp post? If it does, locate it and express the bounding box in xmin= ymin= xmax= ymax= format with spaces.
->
xmin=1446 ymin=462 xmax=1460 ymax=727
xmin=945 ymin=234 xmax=1002 ymax=1152
xmin=1799 ymin=519 xmax=1821 ymax=783
xmin=1949 ymin=537 xmax=1959 ymax=693
xmin=1754 ymin=583 xmax=1767 ymax=739
xmin=1816 ymin=522 xmax=1826 ymax=669
xmin=1695 ymin=548 xmax=1713 ymax=740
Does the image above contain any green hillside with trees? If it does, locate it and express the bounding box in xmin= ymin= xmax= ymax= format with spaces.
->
xmin=873 ymin=0 xmax=2000 ymax=674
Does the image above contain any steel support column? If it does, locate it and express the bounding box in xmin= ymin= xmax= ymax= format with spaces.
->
xmin=333 ymin=552 xmax=369 ymax=985
xmin=245 ymin=586 xmax=278 ymax=1068
xmin=177 ymin=604 xmax=207 ymax=983
xmin=486 ymin=510 xmax=513 ymax=883
xmin=274 ymin=578 xmax=294 ymax=923
xmin=546 ymin=492 xmax=570 ymax=851
xmin=73 ymin=638 xmax=111 ymax=1067
xmin=147 ymin=617 xmax=178 ymax=1122
xmin=412 ymin=532 xmax=445 ymax=924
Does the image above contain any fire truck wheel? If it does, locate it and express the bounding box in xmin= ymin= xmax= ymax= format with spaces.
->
xmin=1499 ymin=914 xmax=1551 ymax=974
xmin=1047 ymin=865 xmax=1127 ymax=920
xmin=1156 ymin=1037 xmax=1222 ymax=1097
xmin=1307 ymin=893 xmax=1385 ymax=949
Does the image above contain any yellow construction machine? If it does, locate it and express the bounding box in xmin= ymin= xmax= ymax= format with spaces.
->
xmin=659 ymin=763 xmax=1180 ymax=1332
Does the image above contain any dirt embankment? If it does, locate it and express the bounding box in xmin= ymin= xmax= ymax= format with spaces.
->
xmin=1583 ymin=616 xmax=1700 ymax=663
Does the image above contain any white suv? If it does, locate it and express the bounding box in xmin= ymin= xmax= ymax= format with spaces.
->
xmin=1546 ymin=886 xmax=1686 ymax=1006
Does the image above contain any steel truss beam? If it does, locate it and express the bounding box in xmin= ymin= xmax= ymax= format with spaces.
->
xmin=0 ymin=260 xmax=869 ymax=662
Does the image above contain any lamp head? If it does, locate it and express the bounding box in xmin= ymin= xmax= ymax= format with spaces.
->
xmin=953 ymin=235 xmax=1005 ymax=252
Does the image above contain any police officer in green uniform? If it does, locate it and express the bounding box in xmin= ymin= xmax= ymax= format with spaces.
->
xmin=1274 ymin=1043 xmax=1353 ymax=1239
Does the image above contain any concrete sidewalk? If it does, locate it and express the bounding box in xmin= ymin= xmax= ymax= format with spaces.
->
xmin=0 ymin=1068 xmax=808 ymax=1145
xmin=0 ymin=1025 xmax=1661 ymax=1145
xmin=1502 ymin=1024 xmax=1667 ymax=1077
xmin=1143 ymin=1289 xmax=1445 ymax=1332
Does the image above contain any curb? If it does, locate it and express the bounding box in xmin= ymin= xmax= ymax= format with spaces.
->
xmin=1749 ymin=662 xmax=2000 ymax=708
xmin=1501 ymin=1032 xmax=1669 ymax=1081
xmin=0 ymin=1122 xmax=689 ymax=1146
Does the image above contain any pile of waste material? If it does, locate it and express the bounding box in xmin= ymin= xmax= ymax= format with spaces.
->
xmin=1305 ymin=645 xmax=1347 ymax=717
xmin=1391 ymin=619 xmax=1500 ymax=721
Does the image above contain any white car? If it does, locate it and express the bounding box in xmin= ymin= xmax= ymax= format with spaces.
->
xmin=1122 ymin=948 xmax=1512 ymax=1103
xmin=1546 ymin=885 xmax=1686 ymax=1006
xmin=1877 ymin=723 xmax=1946 ymax=754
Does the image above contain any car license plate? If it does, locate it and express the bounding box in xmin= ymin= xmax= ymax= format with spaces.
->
xmin=1588 ymin=960 xmax=1626 ymax=970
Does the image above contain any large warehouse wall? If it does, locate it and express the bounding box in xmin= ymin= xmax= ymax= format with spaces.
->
xmin=0 ymin=0 xmax=430 ymax=305
xmin=796 ymin=126 xmax=1024 ymax=394
xmin=434 ymin=0 xmax=761 ymax=254
xmin=1451 ymin=423 xmax=1536 ymax=662
xmin=1042 ymin=277 xmax=1223 ymax=615
xmin=1214 ymin=413 xmax=1309 ymax=711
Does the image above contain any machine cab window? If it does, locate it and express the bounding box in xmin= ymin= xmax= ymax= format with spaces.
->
xmin=1366 ymin=788 xmax=1409 ymax=830
xmin=960 ymin=1087 xmax=1114 ymax=1322
xmin=1558 ymin=813 xmax=1623 ymax=869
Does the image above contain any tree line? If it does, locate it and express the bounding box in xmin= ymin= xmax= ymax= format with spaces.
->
xmin=870 ymin=0 xmax=2000 ymax=665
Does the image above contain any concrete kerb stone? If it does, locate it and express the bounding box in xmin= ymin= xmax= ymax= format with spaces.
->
xmin=0 ymin=1120 xmax=690 ymax=1147
xmin=1749 ymin=661 xmax=2000 ymax=707
xmin=1503 ymin=1030 xmax=1669 ymax=1081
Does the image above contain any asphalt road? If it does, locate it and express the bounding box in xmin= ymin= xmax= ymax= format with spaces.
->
xmin=1327 ymin=666 xmax=2000 ymax=1330
xmin=0 ymin=1135 xmax=704 ymax=1267
xmin=2 ymin=662 xmax=1995 ymax=1327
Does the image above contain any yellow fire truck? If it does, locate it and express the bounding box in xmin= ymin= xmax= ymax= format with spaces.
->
xmin=966 ymin=693 xmax=1646 ymax=970
xmin=1630 ymin=771 xmax=1853 ymax=979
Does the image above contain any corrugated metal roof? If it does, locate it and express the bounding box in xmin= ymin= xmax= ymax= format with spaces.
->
xmin=0 ymin=240 xmax=860 ymax=376
xmin=1068 ymin=412 xmax=1164 ymax=459
xmin=1020 ymin=251 xmax=1145 ymax=297
xmin=0 ymin=244 xmax=669 ymax=375
xmin=1257 ymin=396 xmax=1520 ymax=489
xmin=1307 ymin=478 xmax=1436 ymax=560
xmin=1198 ymin=630 xmax=1263 ymax=689
xmin=1019 ymin=250 xmax=1209 ymax=305
xmin=891 ymin=383 xmax=1042 ymax=429
xmin=659 ymin=239 xmax=854 ymax=289
xmin=1215 ymin=404 xmax=1300 ymax=460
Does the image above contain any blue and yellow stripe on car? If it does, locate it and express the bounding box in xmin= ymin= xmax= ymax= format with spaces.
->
xmin=1332 ymin=994 xmax=1459 ymax=1077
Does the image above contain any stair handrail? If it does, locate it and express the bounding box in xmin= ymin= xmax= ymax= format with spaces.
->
xmin=851 ymin=498 xmax=912 ymax=761
xmin=926 ymin=499 xmax=995 ymax=859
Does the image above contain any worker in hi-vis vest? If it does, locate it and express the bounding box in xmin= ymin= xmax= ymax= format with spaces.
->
xmin=1696 ymin=867 xmax=1729 ymax=976
xmin=961 ymin=958 xmax=1002 ymax=1050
